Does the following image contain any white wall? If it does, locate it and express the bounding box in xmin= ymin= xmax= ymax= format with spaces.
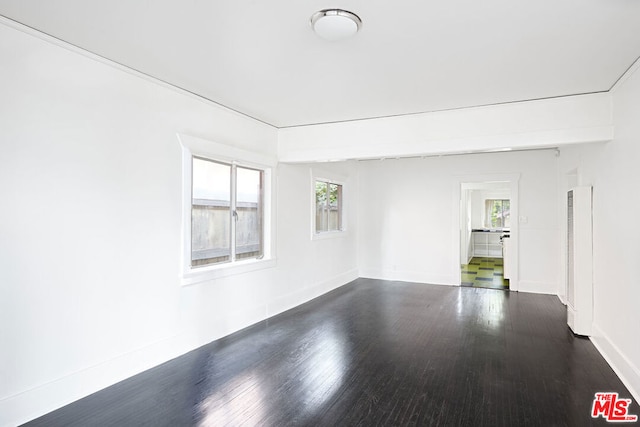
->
xmin=279 ymin=93 xmax=613 ymax=162
xmin=556 ymin=62 xmax=640 ymax=401
xmin=469 ymin=187 xmax=511 ymax=229
xmin=0 ymin=23 xmax=358 ymax=425
xmin=470 ymin=190 xmax=485 ymax=229
xmin=273 ymin=161 xmax=359 ymax=313
xmin=460 ymin=189 xmax=472 ymax=264
xmin=357 ymin=150 xmax=559 ymax=293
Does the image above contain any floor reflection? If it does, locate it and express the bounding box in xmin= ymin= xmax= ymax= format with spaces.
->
xmin=481 ymin=288 xmax=507 ymax=330
xmin=197 ymin=370 xmax=267 ymax=427
xmin=194 ymin=318 xmax=348 ymax=426
xmin=456 ymin=287 xmax=508 ymax=331
xmin=299 ymin=323 xmax=347 ymax=413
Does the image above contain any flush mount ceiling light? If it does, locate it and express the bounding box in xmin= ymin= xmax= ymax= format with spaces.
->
xmin=311 ymin=9 xmax=362 ymax=41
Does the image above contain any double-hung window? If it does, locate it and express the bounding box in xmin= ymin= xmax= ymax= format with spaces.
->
xmin=191 ymin=157 xmax=264 ymax=267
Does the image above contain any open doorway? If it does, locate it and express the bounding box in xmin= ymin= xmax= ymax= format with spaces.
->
xmin=460 ymin=182 xmax=512 ymax=290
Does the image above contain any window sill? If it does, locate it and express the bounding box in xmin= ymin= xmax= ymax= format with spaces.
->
xmin=311 ymin=230 xmax=348 ymax=241
xmin=181 ymin=257 xmax=277 ymax=286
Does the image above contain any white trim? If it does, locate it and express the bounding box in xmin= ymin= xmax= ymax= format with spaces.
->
xmin=182 ymin=259 xmax=278 ymax=286
xmin=311 ymin=230 xmax=350 ymax=241
xmin=178 ymin=133 xmax=277 ymax=285
xmin=177 ymin=133 xmax=277 ymax=168
xmin=610 ymin=54 xmax=640 ymax=93
xmin=590 ymin=324 xmax=640 ymax=404
xmin=310 ymin=169 xmax=348 ymax=240
xmin=359 ymin=269 xmax=457 ymax=286
xmin=453 ymin=173 xmax=521 ymax=291
xmin=557 ymin=293 xmax=567 ymax=305
xmin=0 ymin=333 xmax=186 ymax=427
xmin=266 ymin=269 xmax=359 ymax=318
xmin=0 ymin=16 xmax=277 ymax=129
xmin=517 ymin=280 xmax=558 ymax=295
xmin=0 ymin=17 xmax=276 ymax=128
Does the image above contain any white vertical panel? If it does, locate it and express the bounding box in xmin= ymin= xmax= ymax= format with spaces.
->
xmin=567 ymin=190 xmax=575 ymax=307
xmin=567 ymin=186 xmax=593 ymax=336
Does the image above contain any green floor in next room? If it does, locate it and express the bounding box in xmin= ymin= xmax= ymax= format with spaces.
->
xmin=461 ymin=257 xmax=509 ymax=290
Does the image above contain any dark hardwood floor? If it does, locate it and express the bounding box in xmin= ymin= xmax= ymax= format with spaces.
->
xmin=24 ymin=279 xmax=638 ymax=426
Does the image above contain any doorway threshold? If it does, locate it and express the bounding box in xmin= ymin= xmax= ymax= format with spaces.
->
xmin=461 ymin=257 xmax=509 ymax=290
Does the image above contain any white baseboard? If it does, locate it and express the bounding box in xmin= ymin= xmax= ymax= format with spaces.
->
xmin=590 ymin=324 xmax=640 ymax=404
xmin=2 ymin=269 xmax=359 ymax=427
xmin=359 ymin=269 xmax=456 ymax=286
xmin=517 ymin=280 xmax=557 ymax=295
xmin=557 ymin=293 xmax=567 ymax=305
xmin=266 ymin=268 xmax=358 ymax=317
xmin=0 ymin=333 xmax=190 ymax=427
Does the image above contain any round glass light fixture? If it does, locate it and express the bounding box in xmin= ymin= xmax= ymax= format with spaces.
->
xmin=310 ymin=9 xmax=362 ymax=41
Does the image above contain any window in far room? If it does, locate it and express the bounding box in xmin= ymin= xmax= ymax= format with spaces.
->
xmin=314 ymin=180 xmax=343 ymax=234
xmin=485 ymin=199 xmax=511 ymax=229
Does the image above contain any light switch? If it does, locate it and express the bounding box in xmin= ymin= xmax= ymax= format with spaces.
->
xmin=519 ymin=215 xmax=528 ymax=224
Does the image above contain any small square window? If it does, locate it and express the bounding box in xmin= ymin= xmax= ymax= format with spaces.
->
xmin=485 ymin=199 xmax=511 ymax=229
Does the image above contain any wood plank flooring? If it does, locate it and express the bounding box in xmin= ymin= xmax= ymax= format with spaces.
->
xmin=24 ymin=279 xmax=638 ymax=426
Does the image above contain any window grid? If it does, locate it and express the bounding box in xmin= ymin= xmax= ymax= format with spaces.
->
xmin=485 ymin=199 xmax=511 ymax=229
xmin=315 ymin=180 xmax=343 ymax=234
xmin=191 ymin=156 xmax=264 ymax=268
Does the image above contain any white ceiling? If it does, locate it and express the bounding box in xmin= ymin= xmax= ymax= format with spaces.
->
xmin=1 ymin=0 xmax=639 ymax=128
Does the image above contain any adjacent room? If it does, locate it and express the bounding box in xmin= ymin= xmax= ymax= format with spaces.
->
xmin=1 ymin=1 xmax=640 ymax=425
xmin=460 ymin=181 xmax=512 ymax=290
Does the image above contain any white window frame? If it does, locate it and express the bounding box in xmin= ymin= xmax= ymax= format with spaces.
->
xmin=311 ymin=169 xmax=347 ymax=240
xmin=178 ymin=133 xmax=277 ymax=286
xmin=484 ymin=198 xmax=511 ymax=229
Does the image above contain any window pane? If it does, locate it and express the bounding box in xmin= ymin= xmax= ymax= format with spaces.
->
xmin=315 ymin=181 xmax=328 ymax=233
xmin=191 ymin=158 xmax=231 ymax=266
xmin=492 ymin=200 xmax=502 ymax=228
xmin=502 ymin=200 xmax=511 ymax=228
xmin=486 ymin=199 xmax=510 ymax=229
xmin=328 ymin=183 xmax=342 ymax=231
xmin=236 ymin=167 xmax=263 ymax=260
